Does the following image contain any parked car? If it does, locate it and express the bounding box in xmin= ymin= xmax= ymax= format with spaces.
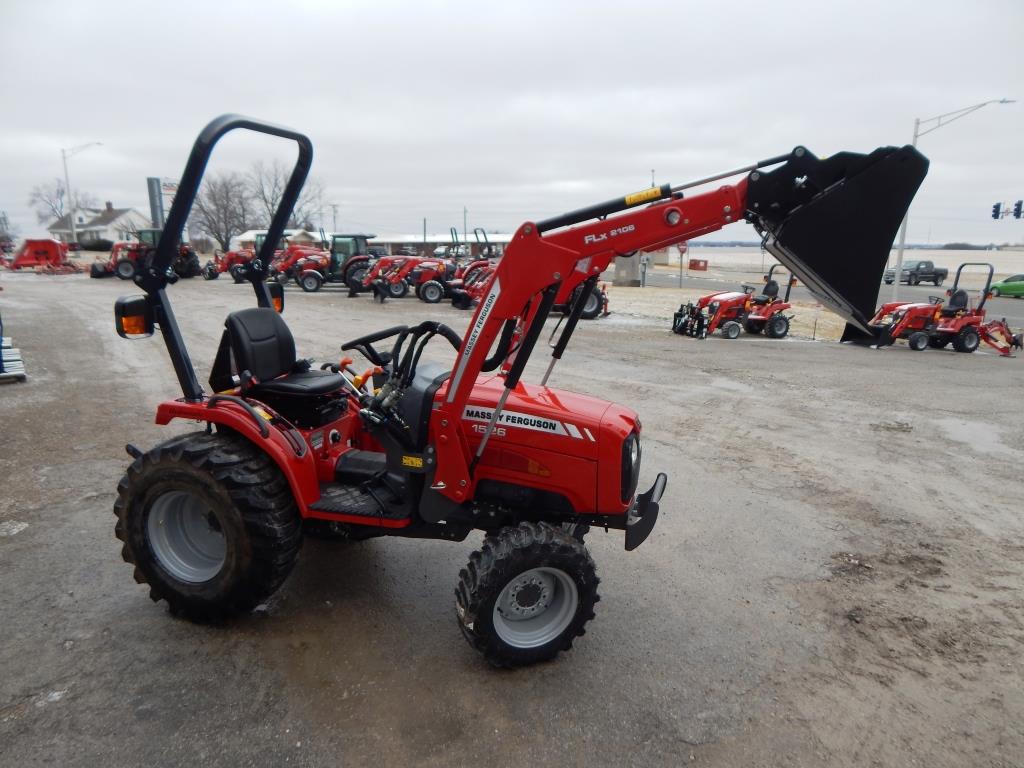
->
xmin=883 ymin=259 xmax=948 ymax=286
xmin=990 ymin=274 xmax=1024 ymax=298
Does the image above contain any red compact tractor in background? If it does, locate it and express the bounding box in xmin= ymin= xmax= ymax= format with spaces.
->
xmin=293 ymin=232 xmax=377 ymax=293
xmin=864 ymin=262 xmax=1022 ymax=355
xmin=106 ymin=115 xmax=926 ymax=667
xmin=201 ymin=246 xmax=256 ymax=281
xmin=5 ymin=239 xmax=80 ymax=274
xmin=90 ymin=229 xmax=201 ymax=280
xmin=672 ymin=264 xmax=795 ymax=339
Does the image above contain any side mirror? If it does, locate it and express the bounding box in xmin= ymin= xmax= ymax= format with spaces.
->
xmin=268 ymin=281 xmax=285 ymax=313
xmin=114 ymin=295 xmax=154 ymax=338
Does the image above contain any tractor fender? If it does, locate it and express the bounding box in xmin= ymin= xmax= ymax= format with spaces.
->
xmin=155 ymin=399 xmax=320 ymax=515
xmin=299 ymin=267 xmax=325 ymax=281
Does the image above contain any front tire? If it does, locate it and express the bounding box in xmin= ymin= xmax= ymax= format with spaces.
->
xmin=388 ymin=280 xmax=409 ymax=299
xmin=115 ymin=259 xmax=136 ymax=280
xmin=456 ymin=522 xmax=599 ymax=668
xmin=991 ymin=287 xmax=1000 ymax=297
xmin=300 ymin=272 xmax=323 ymax=292
xmin=908 ymin=331 xmax=929 ymax=351
xmin=721 ymin=320 xmax=742 ymax=339
xmin=420 ymin=279 xmax=444 ymax=304
xmin=113 ymin=432 xmax=301 ymax=622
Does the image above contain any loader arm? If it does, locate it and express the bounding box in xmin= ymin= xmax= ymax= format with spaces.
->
xmin=429 ymin=144 xmax=928 ymax=502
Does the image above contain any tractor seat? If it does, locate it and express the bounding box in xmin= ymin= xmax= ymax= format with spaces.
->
xmin=941 ymin=288 xmax=969 ymax=316
xmin=224 ymin=308 xmax=343 ymax=397
xmin=751 ymin=279 xmax=780 ymax=305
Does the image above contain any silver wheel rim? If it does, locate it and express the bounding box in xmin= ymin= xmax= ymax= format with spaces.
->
xmin=117 ymin=262 xmax=133 ymax=278
xmin=147 ymin=491 xmax=226 ymax=583
xmin=584 ymin=291 xmax=600 ymax=315
xmin=389 ymin=281 xmax=405 ymax=297
xmin=423 ymin=283 xmax=442 ymax=302
xmin=303 ymin=275 xmax=318 ymax=290
xmin=492 ymin=567 xmax=578 ymax=649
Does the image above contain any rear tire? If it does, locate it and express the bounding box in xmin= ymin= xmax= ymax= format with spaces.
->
xmin=420 ymin=279 xmax=445 ymax=304
xmin=201 ymin=263 xmax=219 ymax=280
xmin=230 ymin=264 xmax=246 ymax=284
xmin=115 ymin=259 xmax=136 ymax=280
xmin=113 ymin=432 xmax=301 ymax=622
xmin=952 ymin=327 xmax=980 ymax=353
xmin=908 ymin=331 xmax=929 ymax=351
xmin=455 ymin=522 xmax=599 ymax=668
xmin=766 ymin=314 xmax=790 ymax=339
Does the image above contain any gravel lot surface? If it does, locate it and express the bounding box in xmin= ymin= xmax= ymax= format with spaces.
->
xmin=1 ymin=272 xmax=1021 ymax=767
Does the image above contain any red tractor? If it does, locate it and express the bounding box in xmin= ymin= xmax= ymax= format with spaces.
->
xmin=201 ymin=247 xmax=256 ymax=281
xmin=90 ymin=229 xmax=201 ymax=280
xmin=673 ymin=264 xmax=794 ymax=339
xmin=864 ymin=262 xmax=1022 ymax=355
xmin=293 ymin=233 xmax=376 ymax=293
xmin=108 ymin=115 xmax=926 ymax=667
xmin=6 ymin=239 xmax=80 ymax=274
xmin=407 ymin=227 xmax=497 ymax=304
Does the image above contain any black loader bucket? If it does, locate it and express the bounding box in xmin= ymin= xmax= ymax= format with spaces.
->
xmin=745 ymin=146 xmax=929 ymax=342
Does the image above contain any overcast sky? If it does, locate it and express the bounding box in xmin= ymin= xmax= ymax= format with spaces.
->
xmin=2 ymin=0 xmax=1021 ymax=244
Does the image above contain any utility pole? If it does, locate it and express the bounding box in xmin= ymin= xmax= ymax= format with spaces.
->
xmin=60 ymin=142 xmax=102 ymax=245
xmin=423 ymin=217 xmax=427 ymax=245
xmin=463 ymin=206 xmax=468 ymax=244
xmin=330 ymin=203 xmax=339 ymax=233
xmin=889 ymin=98 xmax=1014 ymax=301
xmin=651 ymin=169 xmax=655 ymax=188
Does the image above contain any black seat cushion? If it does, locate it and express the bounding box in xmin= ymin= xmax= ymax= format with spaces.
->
xmin=226 ymin=308 xmax=296 ymax=383
xmin=941 ymin=288 xmax=969 ymax=316
xmin=751 ymin=279 xmax=779 ymax=305
xmin=252 ymin=369 xmax=344 ymax=397
xmin=224 ymin=307 xmax=343 ymax=396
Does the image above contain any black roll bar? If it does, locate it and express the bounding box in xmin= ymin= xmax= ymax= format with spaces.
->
xmin=951 ymin=262 xmax=995 ymax=313
xmin=136 ymin=114 xmax=314 ymax=401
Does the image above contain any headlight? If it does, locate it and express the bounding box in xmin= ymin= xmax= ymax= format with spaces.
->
xmin=621 ymin=431 xmax=641 ymax=503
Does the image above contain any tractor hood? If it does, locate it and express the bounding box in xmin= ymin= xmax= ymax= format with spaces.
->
xmin=745 ymin=145 xmax=929 ymax=342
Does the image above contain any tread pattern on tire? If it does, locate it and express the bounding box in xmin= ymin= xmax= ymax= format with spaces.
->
xmin=114 ymin=431 xmax=301 ymax=621
xmin=455 ymin=521 xmax=599 ymax=668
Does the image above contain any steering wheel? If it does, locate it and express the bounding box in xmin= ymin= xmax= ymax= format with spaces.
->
xmin=341 ymin=325 xmax=407 ymax=367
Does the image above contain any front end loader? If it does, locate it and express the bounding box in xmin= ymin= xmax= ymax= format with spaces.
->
xmin=107 ymin=115 xmax=926 ymax=668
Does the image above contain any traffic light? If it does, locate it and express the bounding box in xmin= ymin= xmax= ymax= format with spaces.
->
xmin=992 ymin=202 xmax=1002 ymax=219
xmin=1014 ymin=200 xmax=1023 ymax=219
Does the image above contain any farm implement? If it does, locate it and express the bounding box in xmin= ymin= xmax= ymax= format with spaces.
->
xmin=5 ymin=239 xmax=81 ymax=274
xmin=108 ymin=115 xmax=926 ymax=667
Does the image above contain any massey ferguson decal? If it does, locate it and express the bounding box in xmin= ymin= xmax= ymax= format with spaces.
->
xmin=447 ymin=277 xmax=501 ymax=402
xmin=462 ymin=406 xmax=593 ymax=440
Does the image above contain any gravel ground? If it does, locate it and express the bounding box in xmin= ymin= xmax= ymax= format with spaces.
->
xmin=1 ymin=272 xmax=1021 ymax=767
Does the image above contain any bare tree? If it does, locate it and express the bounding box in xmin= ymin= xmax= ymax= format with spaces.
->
xmin=0 ymin=210 xmax=16 ymax=249
xmin=192 ymin=172 xmax=254 ymax=251
xmin=248 ymin=160 xmax=324 ymax=230
xmin=27 ymin=178 xmax=99 ymax=224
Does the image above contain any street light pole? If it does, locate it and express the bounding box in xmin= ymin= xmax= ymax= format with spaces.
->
xmin=330 ymin=203 xmax=339 ymax=233
xmin=60 ymin=141 xmax=102 ymax=245
xmin=889 ymin=98 xmax=1014 ymax=301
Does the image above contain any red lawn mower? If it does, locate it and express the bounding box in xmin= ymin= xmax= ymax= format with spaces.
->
xmin=672 ymin=264 xmax=794 ymax=339
xmin=863 ymin=262 xmax=1022 ymax=355
xmin=108 ymin=115 xmax=926 ymax=667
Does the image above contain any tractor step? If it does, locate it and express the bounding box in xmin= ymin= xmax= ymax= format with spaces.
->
xmin=309 ymin=481 xmax=408 ymax=521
